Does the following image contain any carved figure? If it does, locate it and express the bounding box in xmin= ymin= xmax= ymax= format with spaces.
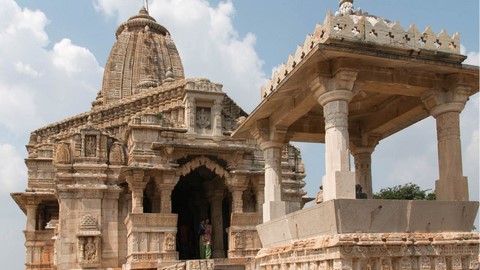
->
xmin=164 ymin=233 xmax=175 ymax=251
xmin=85 ymin=136 xmax=96 ymax=157
xmin=197 ymin=108 xmax=211 ymax=129
xmin=84 ymin=237 xmax=96 ymax=261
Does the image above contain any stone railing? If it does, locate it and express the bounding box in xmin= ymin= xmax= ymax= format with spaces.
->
xmin=125 ymin=213 xmax=178 ymax=269
xmin=228 ymin=213 xmax=262 ymax=258
xmin=261 ymin=11 xmax=463 ymax=100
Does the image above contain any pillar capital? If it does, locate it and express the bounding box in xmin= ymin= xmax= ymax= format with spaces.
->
xmin=317 ymin=90 xmax=354 ymax=106
xmin=226 ymin=174 xmax=249 ymax=192
xmin=251 ymin=118 xmax=287 ymax=149
xmin=422 ymin=85 xmax=470 ymax=117
xmin=309 ymin=69 xmax=358 ymax=99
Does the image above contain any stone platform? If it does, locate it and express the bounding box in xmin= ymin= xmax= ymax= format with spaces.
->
xmin=253 ymin=199 xmax=479 ymax=270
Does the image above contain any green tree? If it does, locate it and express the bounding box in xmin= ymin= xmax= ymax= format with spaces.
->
xmin=373 ymin=183 xmax=436 ymax=200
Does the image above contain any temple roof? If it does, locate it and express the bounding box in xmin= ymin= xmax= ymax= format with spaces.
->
xmin=94 ymin=7 xmax=185 ymax=107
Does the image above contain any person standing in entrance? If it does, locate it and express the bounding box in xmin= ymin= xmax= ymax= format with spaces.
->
xmin=198 ymin=219 xmax=206 ymax=259
xmin=203 ymin=219 xmax=212 ymax=259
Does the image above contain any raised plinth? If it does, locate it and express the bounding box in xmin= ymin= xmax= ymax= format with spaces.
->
xmin=257 ymin=199 xmax=478 ymax=248
xmin=125 ymin=213 xmax=178 ymax=269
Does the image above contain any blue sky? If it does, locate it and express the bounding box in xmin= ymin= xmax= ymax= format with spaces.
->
xmin=1 ymin=0 xmax=478 ymax=268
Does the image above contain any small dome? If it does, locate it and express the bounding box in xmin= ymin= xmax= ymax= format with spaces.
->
xmin=99 ymin=7 xmax=185 ymax=105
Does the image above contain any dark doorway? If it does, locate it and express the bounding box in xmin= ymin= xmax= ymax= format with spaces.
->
xmin=172 ymin=165 xmax=231 ymax=260
xmin=172 ymin=171 xmax=207 ymax=260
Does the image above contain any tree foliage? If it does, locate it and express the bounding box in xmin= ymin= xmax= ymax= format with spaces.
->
xmin=373 ymin=183 xmax=436 ymax=200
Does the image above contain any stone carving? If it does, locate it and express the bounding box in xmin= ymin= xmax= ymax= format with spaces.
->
xmin=109 ymin=141 xmax=125 ymax=165
xmin=234 ymin=232 xmax=243 ymax=249
xmin=85 ymin=135 xmax=96 ymax=157
xmin=177 ymin=156 xmax=230 ymax=178
xmin=196 ymin=107 xmax=211 ymax=130
xmin=84 ymin=237 xmax=97 ymax=261
xmin=80 ymin=215 xmax=98 ymax=230
xmin=164 ymin=233 xmax=175 ymax=251
xmin=55 ymin=142 xmax=71 ymax=164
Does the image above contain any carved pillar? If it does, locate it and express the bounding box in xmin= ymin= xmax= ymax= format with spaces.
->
xmin=209 ymin=191 xmax=225 ymax=258
xmin=318 ymin=90 xmax=355 ymax=201
xmin=213 ymin=99 xmax=223 ymax=137
xmin=312 ymin=70 xmax=357 ymax=202
xmin=351 ymin=135 xmax=379 ymax=199
xmin=226 ymin=175 xmax=249 ymax=213
xmin=25 ymin=203 xmax=38 ymax=232
xmin=157 ymin=184 xmax=174 ymax=213
xmin=126 ymin=170 xmax=147 ymax=213
xmin=422 ymin=85 xmax=470 ymax=201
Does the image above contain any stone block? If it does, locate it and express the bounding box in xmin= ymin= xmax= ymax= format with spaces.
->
xmin=257 ymin=199 xmax=479 ymax=247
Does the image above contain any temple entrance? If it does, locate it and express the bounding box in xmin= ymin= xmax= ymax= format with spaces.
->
xmin=172 ymin=165 xmax=230 ymax=260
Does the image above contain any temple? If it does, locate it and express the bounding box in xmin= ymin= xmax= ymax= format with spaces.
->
xmin=11 ymin=1 xmax=479 ymax=270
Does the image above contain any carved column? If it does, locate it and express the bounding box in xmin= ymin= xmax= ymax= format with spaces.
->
xmin=25 ymin=203 xmax=38 ymax=232
xmin=312 ymin=70 xmax=357 ymax=201
xmin=157 ymin=183 xmax=174 ymax=213
xmin=209 ymin=191 xmax=225 ymax=258
xmin=351 ymin=135 xmax=379 ymax=199
xmin=226 ymin=175 xmax=248 ymax=213
xmin=422 ymin=85 xmax=470 ymax=201
xmin=126 ymin=170 xmax=147 ymax=213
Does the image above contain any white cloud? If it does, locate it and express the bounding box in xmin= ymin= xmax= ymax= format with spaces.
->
xmin=0 ymin=1 xmax=103 ymax=135
xmin=93 ymin=0 xmax=267 ymax=113
xmin=0 ymin=144 xmax=27 ymax=193
xmin=460 ymin=45 xmax=479 ymax=66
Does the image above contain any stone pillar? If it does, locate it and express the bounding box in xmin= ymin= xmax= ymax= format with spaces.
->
xmin=158 ymin=184 xmax=174 ymax=213
xmin=423 ymin=86 xmax=470 ymax=201
xmin=126 ymin=170 xmax=147 ymax=213
xmin=226 ymin=175 xmax=249 ymax=213
xmin=318 ymin=90 xmax=355 ymax=201
xmin=351 ymin=135 xmax=379 ymax=199
xmin=209 ymin=192 xmax=225 ymax=258
xmin=261 ymin=142 xmax=286 ymax=221
xmin=25 ymin=203 xmax=38 ymax=232
xmin=353 ymin=149 xmax=373 ymax=198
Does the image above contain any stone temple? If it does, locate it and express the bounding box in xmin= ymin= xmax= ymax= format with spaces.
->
xmin=12 ymin=1 xmax=480 ymax=270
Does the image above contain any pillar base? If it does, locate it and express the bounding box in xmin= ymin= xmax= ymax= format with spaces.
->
xmin=263 ymin=201 xmax=286 ymax=222
xmin=323 ymin=171 xmax=355 ymax=201
xmin=435 ymin=176 xmax=469 ymax=201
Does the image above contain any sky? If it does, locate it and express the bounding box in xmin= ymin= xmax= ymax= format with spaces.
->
xmin=0 ymin=0 xmax=478 ymax=268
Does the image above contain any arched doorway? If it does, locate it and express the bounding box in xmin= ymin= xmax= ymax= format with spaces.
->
xmin=172 ymin=165 xmax=230 ymax=260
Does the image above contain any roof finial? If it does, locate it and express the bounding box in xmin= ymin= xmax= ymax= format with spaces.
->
xmin=143 ymin=0 xmax=149 ymax=11
xmin=337 ymin=0 xmax=358 ymax=16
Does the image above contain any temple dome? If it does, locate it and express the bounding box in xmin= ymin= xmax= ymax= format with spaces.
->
xmin=95 ymin=7 xmax=185 ymax=106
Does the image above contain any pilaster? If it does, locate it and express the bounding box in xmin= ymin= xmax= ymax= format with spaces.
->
xmin=422 ymin=85 xmax=470 ymax=201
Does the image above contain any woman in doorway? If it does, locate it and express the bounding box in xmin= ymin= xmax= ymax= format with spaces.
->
xmin=203 ymin=219 xmax=212 ymax=259
xmin=198 ymin=219 xmax=206 ymax=259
